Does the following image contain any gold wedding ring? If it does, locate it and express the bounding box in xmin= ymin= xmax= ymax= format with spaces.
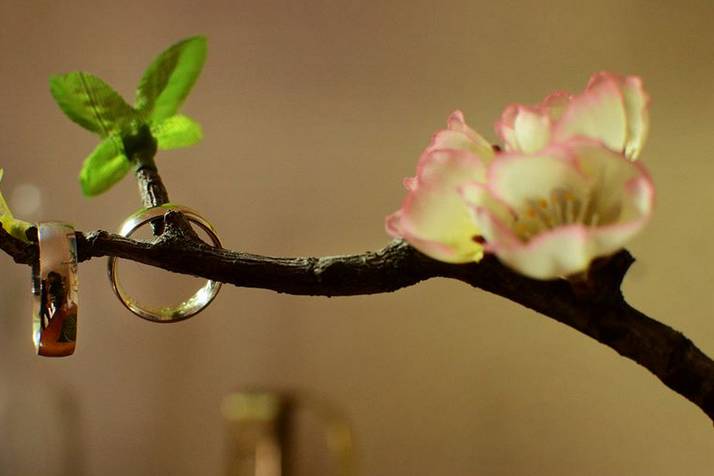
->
xmin=107 ymin=204 xmax=222 ymax=322
xmin=31 ymin=222 xmax=79 ymax=357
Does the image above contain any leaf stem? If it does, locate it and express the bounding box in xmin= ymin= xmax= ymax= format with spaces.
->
xmin=133 ymin=153 xmax=170 ymax=209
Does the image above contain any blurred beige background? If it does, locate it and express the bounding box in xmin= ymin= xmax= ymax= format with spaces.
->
xmin=1 ymin=0 xmax=713 ymax=474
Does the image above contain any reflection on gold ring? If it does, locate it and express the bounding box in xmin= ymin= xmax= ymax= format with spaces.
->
xmin=107 ymin=204 xmax=222 ymax=322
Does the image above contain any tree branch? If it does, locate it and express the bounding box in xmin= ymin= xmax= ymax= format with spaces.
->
xmin=3 ymin=223 xmax=714 ymax=422
xmin=3 ymin=146 xmax=712 ymax=426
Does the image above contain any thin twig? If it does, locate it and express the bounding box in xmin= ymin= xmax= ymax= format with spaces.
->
xmin=2 ymin=227 xmax=713 ymax=421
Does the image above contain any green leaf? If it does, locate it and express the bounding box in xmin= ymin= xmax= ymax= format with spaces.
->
xmin=150 ymin=114 xmax=203 ymax=150
xmin=1 ymin=215 xmax=31 ymax=242
xmin=135 ymin=36 xmax=207 ymax=123
xmin=50 ymin=72 xmax=137 ymax=137
xmin=79 ymin=136 xmax=132 ymax=196
xmin=0 ymin=169 xmax=31 ymax=241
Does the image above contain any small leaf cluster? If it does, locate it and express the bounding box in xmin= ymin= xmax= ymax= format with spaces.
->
xmin=50 ymin=36 xmax=207 ymax=196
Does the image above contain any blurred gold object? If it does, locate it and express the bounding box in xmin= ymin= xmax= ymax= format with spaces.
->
xmin=222 ymin=391 xmax=355 ymax=476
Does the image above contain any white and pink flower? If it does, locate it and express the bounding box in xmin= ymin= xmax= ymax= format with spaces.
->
xmin=496 ymin=72 xmax=649 ymax=160
xmin=461 ymin=139 xmax=654 ymax=279
xmin=386 ymin=147 xmax=488 ymax=263
xmin=385 ymin=112 xmax=494 ymax=263
xmin=386 ymin=72 xmax=655 ymax=279
xmin=425 ymin=110 xmax=495 ymax=160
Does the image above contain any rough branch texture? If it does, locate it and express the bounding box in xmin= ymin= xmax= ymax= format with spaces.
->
xmin=2 ymin=223 xmax=714 ymax=421
xmin=1 ymin=156 xmax=713 ymax=424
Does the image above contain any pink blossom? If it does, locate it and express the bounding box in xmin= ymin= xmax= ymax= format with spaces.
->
xmin=386 ymin=147 xmax=488 ymax=263
xmin=386 ymin=73 xmax=654 ymax=277
xmin=385 ymin=112 xmax=494 ymax=263
xmin=496 ymin=72 xmax=649 ymax=160
xmin=462 ymin=139 xmax=654 ymax=279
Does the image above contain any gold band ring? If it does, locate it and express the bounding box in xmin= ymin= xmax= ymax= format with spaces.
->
xmin=107 ymin=204 xmax=222 ymax=322
xmin=32 ymin=222 xmax=79 ymax=357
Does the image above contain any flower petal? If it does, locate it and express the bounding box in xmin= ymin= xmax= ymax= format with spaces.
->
xmin=416 ymin=145 xmax=486 ymax=184
xmin=496 ymin=92 xmax=574 ymax=153
xmin=587 ymin=176 xmax=654 ymax=254
xmin=496 ymin=105 xmax=552 ymax=153
xmin=386 ymin=210 xmax=475 ymax=262
xmin=513 ymin=107 xmax=551 ymax=153
xmin=496 ymin=73 xmax=648 ymax=160
xmin=486 ymin=146 xmax=586 ymax=210
xmin=428 ymin=110 xmax=494 ymax=160
xmin=460 ymin=181 xmax=515 ymax=239
xmin=403 ymin=177 xmax=418 ymax=191
xmin=540 ymin=91 xmax=573 ymax=121
xmin=473 ymin=140 xmax=654 ymax=279
xmin=552 ymin=74 xmax=628 ymax=154
xmin=573 ymin=140 xmax=655 ymax=252
xmin=587 ymin=72 xmax=650 ymax=159
xmin=495 ymin=104 xmax=519 ymax=150
xmin=475 ymin=216 xmax=597 ymax=279
xmin=620 ymin=76 xmax=649 ymax=159
xmin=571 ymin=139 xmax=652 ymax=219
xmin=386 ymin=149 xmax=486 ymax=263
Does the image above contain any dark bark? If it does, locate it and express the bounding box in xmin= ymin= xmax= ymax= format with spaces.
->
xmin=1 ymin=154 xmax=713 ymax=425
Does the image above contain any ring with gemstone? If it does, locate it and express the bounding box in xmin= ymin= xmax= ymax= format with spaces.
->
xmin=107 ymin=204 xmax=222 ymax=323
xmin=32 ymin=222 xmax=79 ymax=357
